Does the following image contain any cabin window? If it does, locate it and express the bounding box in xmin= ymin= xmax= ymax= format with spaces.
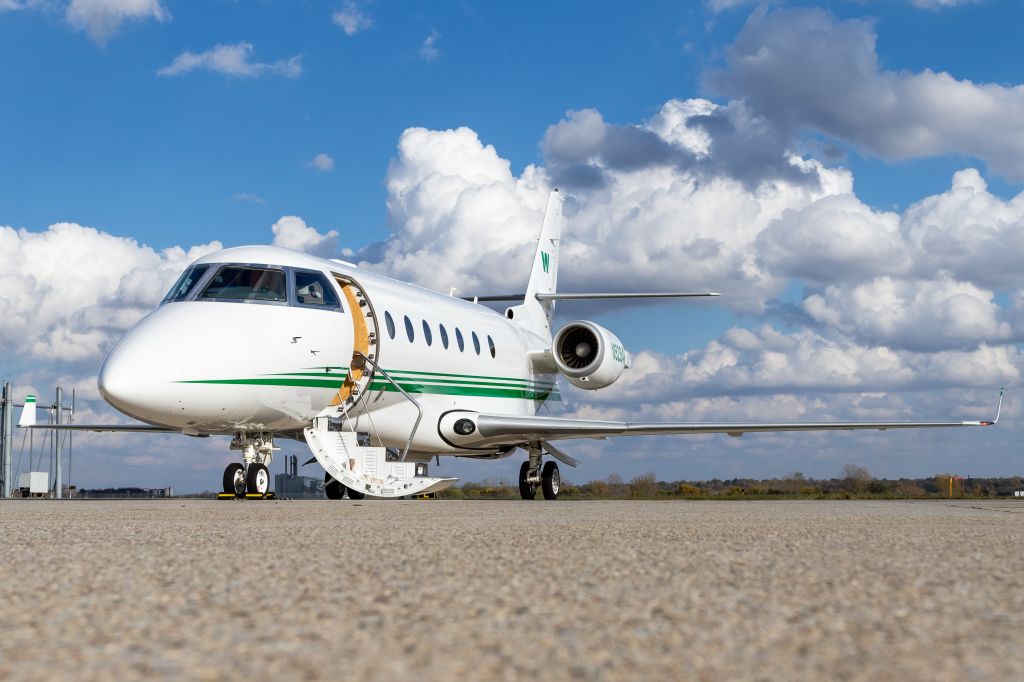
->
xmin=294 ymin=270 xmax=340 ymax=308
xmin=385 ymin=311 xmax=396 ymax=339
xmin=487 ymin=335 xmax=496 ymax=359
xmin=455 ymin=328 xmax=465 ymax=352
xmin=404 ymin=315 xmax=415 ymax=342
xmin=472 ymin=331 xmax=481 ymax=355
xmin=422 ymin=320 xmax=433 ymax=346
xmin=163 ymin=264 xmax=210 ymax=302
xmin=200 ymin=266 xmax=287 ymax=302
xmin=439 ymin=324 xmax=449 ymax=349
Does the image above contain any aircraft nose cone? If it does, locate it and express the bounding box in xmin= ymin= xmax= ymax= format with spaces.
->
xmin=99 ymin=340 xmax=153 ymax=422
xmin=98 ymin=314 xmax=180 ymax=424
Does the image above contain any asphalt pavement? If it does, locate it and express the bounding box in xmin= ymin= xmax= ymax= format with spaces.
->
xmin=1 ymin=499 xmax=1022 ymax=680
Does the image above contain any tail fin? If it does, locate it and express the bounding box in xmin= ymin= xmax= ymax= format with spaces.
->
xmin=516 ymin=190 xmax=564 ymax=337
xmin=18 ymin=394 xmax=36 ymax=427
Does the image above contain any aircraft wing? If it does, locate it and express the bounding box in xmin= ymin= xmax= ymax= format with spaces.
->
xmin=474 ymin=390 xmax=1002 ymax=442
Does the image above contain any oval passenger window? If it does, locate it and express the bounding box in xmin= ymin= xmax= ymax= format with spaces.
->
xmin=422 ymin=320 xmax=433 ymax=346
xmin=472 ymin=332 xmax=481 ymax=355
xmin=439 ymin=324 xmax=449 ymax=349
xmin=488 ymin=335 xmax=496 ymax=359
xmin=455 ymin=328 xmax=465 ymax=352
xmin=404 ymin=315 xmax=415 ymax=342
xmin=385 ymin=311 xmax=396 ymax=339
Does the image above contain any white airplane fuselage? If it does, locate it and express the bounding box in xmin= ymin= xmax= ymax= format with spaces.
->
xmin=98 ymin=245 xmax=558 ymax=459
xmin=29 ymin=188 xmax=998 ymax=500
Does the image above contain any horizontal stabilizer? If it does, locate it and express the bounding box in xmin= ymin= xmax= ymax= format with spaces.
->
xmin=464 ymin=292 xmax=720 ymax=302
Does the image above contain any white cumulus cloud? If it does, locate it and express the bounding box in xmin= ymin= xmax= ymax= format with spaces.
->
xmin=333 ymin=1 xmax=372 ymax=35
xmin=369 ymin=102 xmax=853 ymax=311
xmin=66 ymin=0 xmax=169 ymax=45
xmin=0 ymin=222 xmax=220 ymax=362
xmin=158 ymin=42 xmax=302 ymax=79
xmin=308 ymin=153 xmax=335 ymax=172
xmin=271 ymin=216 xmax=340 ymax=259
xmin=911 ymin=0 xmax=981 ymax=8
xmin=708 ymin=7 xmax=1024 ymax=180
xmin=803 ymin=277 xmax=1013 ymax=352
xmin=419 ymin=28 xmax=440 ymax=63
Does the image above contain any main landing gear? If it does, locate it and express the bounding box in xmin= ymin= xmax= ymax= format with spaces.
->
xmin=222 ymin=433 xmax=274 ymax=497
xmin=324 ymin=473 xmax=366 ymax=500
xmin=519 ymin=445 xmax=560 ymax=500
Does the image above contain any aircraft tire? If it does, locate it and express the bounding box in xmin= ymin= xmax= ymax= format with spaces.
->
xmin=325 ymin=474 xmax=345 ymax=500
xmin=246 ymin=463 xmax=270 ymax=496
xmin=519 ymin=461 xmax=537 ymax=500
xmin=542 ymin=461 xmax=560 ymax=500
xmin=223 ymin=463 xmax=245 ymax=496
xmin=346 ymin=487 xmax=366 ymax=500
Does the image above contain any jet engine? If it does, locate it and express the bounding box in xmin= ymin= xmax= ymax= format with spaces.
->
xmin=552 ymin=321 xmax=631 ymax=390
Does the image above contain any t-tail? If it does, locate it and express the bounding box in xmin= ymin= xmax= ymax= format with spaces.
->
xmin=469 ymin=188 xmax=718 ymax=339
xmin=514 ymin=190 xmax=565 ymax=340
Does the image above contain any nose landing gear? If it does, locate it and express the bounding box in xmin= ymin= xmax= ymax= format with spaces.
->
xmin=222 ymin=433 xmax=275 ymax=497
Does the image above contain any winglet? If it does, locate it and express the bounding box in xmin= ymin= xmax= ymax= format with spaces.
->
xmin=978 ymin=387 xmax=1004 ymax=426
xmin=18 ymin=394 xmax=36 ymax=427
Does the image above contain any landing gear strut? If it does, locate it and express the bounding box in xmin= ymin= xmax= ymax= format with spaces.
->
xmin=518 ymin=461 xmax=537 ymax=499
xmin=223 ymin=433 xmax=275 ymax=497
xmin=519 ymin=445 xmax=560 ymax=500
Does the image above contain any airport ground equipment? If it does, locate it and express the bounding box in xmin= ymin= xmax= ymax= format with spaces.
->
xmin=1 ymin=382 xmax=11 ymax=497
xmin=54 ymin=387 xmax=62 ymax=499
xmin=217 ymin=491 xmax=277 ymax=500
xmin=18 ymin=472 xmax=48 ymax=497
xmin=2 ymin=385 xmax=75 ymax=498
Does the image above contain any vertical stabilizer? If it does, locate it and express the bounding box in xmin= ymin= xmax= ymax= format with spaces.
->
xmin=516 ymin=190 xmax=564 ymax=338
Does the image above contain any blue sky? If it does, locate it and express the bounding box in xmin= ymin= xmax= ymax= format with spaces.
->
xmin=6 ymin=0 xmax=1023 ymax=247
xmin=2 ymin=0 xmax=1023 ymax=491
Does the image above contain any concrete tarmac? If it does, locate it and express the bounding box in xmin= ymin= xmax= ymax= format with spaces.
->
xmin=1 ymin=499 xmax=1022 ymax=681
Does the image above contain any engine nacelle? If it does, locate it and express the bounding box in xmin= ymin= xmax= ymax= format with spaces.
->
xmin=552 ymin=321 xmax=631 ymax=390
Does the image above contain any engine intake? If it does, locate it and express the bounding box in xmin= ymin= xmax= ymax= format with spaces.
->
xmin=552 ymin=321 xmax=630 ymax=390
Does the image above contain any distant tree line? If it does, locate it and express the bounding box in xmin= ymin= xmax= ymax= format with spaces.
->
xmin=437 ymin=466 xmax=1024 ymax=500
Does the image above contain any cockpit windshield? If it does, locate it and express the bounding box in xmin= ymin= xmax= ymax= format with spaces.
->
xmin=200 ymin=266 xmax=287 ymax=302
xmin=163 ymin=265 xmax=210 ymax=303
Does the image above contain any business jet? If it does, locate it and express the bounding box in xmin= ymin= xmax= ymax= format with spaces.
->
xmin=19 ymin=191 xmax=1002 ymax=499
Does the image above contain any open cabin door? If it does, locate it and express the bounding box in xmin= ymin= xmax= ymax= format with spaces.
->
xmin=331 ymin=274 xmax=379 ymax=412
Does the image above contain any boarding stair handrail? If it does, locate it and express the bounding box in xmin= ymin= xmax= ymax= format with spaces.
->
xmin=354 ymin=351 xmax=422 ymax=461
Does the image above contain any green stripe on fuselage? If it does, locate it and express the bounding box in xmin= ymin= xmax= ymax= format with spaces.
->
xmin=366 ymin=381 xmax=560 ymax=401
xmin=178 ymin=368 xmax=561 ymax=401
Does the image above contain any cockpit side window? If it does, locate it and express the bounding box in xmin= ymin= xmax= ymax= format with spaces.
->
xmin=294 ymin=270 xmax=341 ymax=309
xmin=200 ymin=266 xmax=287 ymax=302
xmin=163 ymin=265 xmax=210 ymax=303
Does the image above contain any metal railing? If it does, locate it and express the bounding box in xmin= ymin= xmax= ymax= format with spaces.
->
xmin=354 ymin=352 xmax=422 ymax=461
